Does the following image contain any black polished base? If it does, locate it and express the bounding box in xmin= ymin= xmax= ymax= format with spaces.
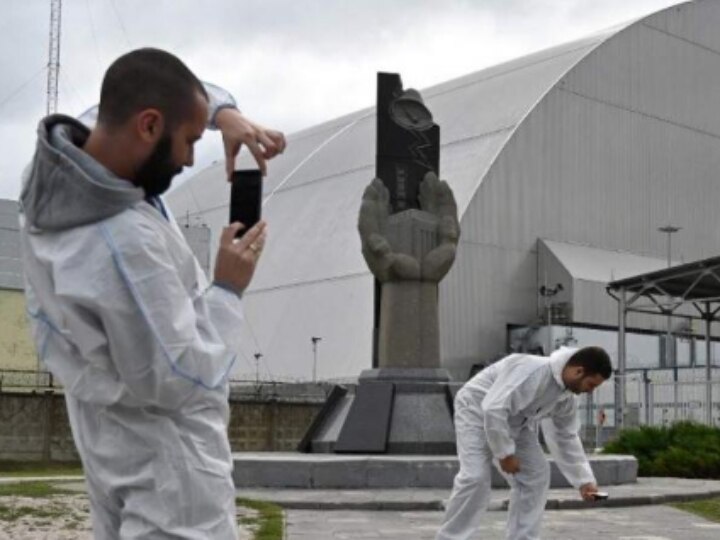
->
xmin=298 ymin=368 xmax=463 ymax=454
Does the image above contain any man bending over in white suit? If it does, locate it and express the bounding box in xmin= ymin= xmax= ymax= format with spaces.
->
xmin=436 ymin=346 xmax=612 ymax=540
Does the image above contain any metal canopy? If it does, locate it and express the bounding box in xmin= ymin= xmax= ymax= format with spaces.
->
xmin=606 ymin=255 xmax=719 ymax=429
xmin=608 ymin=254 xmax=720 ymax=321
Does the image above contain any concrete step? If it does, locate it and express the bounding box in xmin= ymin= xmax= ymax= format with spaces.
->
xmin=232 ymin=452 xmax=637 ymax=489
xmin=236 ymin=477 xmax=720 ymax=511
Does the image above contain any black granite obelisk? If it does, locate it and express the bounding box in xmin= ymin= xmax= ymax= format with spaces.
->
xmin=376 ymin=73 xmax=440 ymax=213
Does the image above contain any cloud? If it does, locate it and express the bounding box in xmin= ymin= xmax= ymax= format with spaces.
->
xmin=0 ymin=0 xmax=682 ymax=199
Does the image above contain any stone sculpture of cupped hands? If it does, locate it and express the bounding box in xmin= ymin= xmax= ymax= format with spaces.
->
xmin=358 ymin=172 xmax=460 ymax=283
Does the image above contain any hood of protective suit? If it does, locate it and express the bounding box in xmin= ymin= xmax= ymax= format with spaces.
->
xmin=20 ymin=114 xmax=144 ymax=232
xmin=549 ymin=346 xmax=579 ymax=388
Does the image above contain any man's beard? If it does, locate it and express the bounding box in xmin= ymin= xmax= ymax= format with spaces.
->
xmin=565 ymin=379 xmax=583 ymax=394
xmin=135 ymin=134 xmax=181 ymax=197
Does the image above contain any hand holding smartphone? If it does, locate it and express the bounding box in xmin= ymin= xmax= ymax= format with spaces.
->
xmin=229 ymin=169 xmax=263 ymax=238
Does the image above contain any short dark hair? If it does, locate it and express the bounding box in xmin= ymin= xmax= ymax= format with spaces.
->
xmin=567 ymin=346 xmax=612 ymax=379
xmin=97 ymin=48 xmax=208 ymax=129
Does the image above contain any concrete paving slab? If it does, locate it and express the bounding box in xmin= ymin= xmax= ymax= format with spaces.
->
xmin=10 ymin=475 xmax=719 ymax=539
xmin=9 ymin=475 xmax=719 ymax=514
xmin=285 ymin=505 xmax=720 ymax=539
xmin=236 ymin=477 xmax=720 ymax=511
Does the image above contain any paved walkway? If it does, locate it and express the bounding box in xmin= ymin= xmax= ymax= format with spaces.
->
xmin=286 ymin=505 xmax=720 ymax=539
xmin=4 ymin=476 xmax=720 ymax=539
xmin=247 ymin=477 xmax=720 ymax=539
xmin=237 ymin=477 xmax=720 ymax=510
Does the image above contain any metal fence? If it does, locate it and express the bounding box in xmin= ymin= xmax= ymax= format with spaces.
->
xmin=227 ymin=378 xmax=334 ymax=403
xmin=639 ymin=380 xmax=720 ymax=425
xmin=582 ymin=370 xmax=720 ymax=425
xmin=578 ymin=370 xmax=720 ymax=447
xmin=0 ymin=370 xmax=338 ymax=402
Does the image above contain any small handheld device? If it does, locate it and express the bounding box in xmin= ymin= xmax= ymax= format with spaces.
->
xmin=591 ymin=492 xmax=609 ymax=501
xmin=229 ymin=169 xmax=262 ymax=238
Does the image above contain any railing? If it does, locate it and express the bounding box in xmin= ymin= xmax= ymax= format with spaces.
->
xmin=0 ymin=370 xmax=340 ymax=401
xmin=578 ymin=371 xmax=720 ymax=447
xmin=227 ymin=378 xmax=336 ymax=403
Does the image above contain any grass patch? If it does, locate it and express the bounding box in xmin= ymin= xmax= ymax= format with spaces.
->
xmin=0 ymin=483 xmax=77 ymax=523
xmin=671 ymin=497 xmax=720 ymax=523
xmin=0 ymin=461 xmax=83 ymax=478
xmin=236 ymin=498 xmax=284 ymax=540
xmin=0 ymin=481 xmax=77 ymax=498
xmin=0 ymin=505 xmax=66 ymax=522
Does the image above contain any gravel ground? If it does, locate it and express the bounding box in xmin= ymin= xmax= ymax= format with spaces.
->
xmin=0 ymin=493 xmax=255 ymax=539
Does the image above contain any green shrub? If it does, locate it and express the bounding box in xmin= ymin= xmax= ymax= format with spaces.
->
xmin=603 ymin=422 xmax=720 ymax=478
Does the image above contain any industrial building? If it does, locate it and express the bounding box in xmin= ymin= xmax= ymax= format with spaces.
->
xmin=0 ymin=199 xmax=37 ymax=374
xmin=167 ymin=1 xmax=720 ymax=393
xmin=2 ymin=2 xmax=719 ymax=423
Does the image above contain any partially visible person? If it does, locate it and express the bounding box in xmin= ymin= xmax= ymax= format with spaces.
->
xmin=76 ymin=80 xmax=285 ymax=177
xmin=436 ymin=346 xmax=612 ymax=540
xmin=19 ymin=48 xmax=285 ymax=539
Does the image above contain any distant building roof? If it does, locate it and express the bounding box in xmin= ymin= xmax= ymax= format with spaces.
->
xmin=541 ymin=239 xmax=669 ymax=283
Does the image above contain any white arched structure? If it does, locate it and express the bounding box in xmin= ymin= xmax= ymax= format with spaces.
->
xmin=167 ymin=1 xmax=720 ymax=381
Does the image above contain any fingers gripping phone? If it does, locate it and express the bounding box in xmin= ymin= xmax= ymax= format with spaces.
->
xmin=229 ymin=170 xmax=262 ymax=238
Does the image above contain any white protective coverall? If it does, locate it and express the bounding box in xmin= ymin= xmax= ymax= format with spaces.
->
xmin=436 ymin=347 xmax=596 ymax=540
xmin=20 ymin=89 xmax=245 ymax=539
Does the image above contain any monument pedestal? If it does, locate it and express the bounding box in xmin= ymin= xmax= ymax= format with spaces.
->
xmin=298 ymin=74 xmax=462 ymax=456
xmin=300 ymin=368 xmax=462 ymax=454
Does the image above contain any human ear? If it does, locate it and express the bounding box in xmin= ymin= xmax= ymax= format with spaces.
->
xmin=136 ymin=109 xmax=165 ymax=143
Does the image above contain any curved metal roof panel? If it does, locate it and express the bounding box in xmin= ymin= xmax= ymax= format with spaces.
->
xmin=167 ymin=21 xmax=626 ymax=290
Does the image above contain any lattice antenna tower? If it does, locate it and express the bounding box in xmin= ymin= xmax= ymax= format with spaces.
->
xmin=47 ymin=0 xmax=62 ymax=115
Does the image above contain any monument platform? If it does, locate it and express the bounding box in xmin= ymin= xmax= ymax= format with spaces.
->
xmin=232 ymin=452 xmax=637 ymax=489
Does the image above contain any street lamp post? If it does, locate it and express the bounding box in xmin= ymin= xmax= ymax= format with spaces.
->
xmin=311 ymin=337 xmax=322 ymax=382
xmin=253 ymin=353 xmax=263 ymax=386
xmin=658 ymin=225 xmax=681 ymax=268
xmin=657 ymin=225 xmax=681 ymax=369
xmin=539 ymin=283 xmax=563 ymax=355
xmin=658 ymin=225 xmax=681 ymax=420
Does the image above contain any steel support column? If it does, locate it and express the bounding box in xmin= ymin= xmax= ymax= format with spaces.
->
xmin=616 ymin=288 xmax=627 ymax=429
xmin=705 ymin=302 xmax=713 ymax=426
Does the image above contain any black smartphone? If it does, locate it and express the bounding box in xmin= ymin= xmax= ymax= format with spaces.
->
xmin=229 ymin=169 xmax=263 ymax=238
xmin=591 ymin=492 xmax=609 ymax=501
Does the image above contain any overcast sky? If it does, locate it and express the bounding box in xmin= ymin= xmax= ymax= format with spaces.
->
xmin=0 ymin=0 xmax=683 ymax=200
